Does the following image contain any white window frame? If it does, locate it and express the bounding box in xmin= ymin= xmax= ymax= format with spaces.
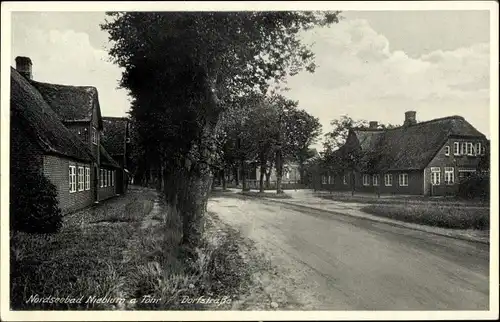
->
xmin=399 ymin=173 xmax=409 ymax=187
xmin=466 ymin=142 xmax=474 ymax=156
xmin=92 ymin=126 xmax=98 ymax=145
xmin=460 ymin=142 xmax=467 ymax=155
xmin=431 ymin=167 xmax=441 ymax=186
xmin=78 ymin=166 xmax=85 ymax=191
xmin=453 ymin=142 xmax=460 ymax=155
xmin=322 ymin=175 xmax=327 ymax=185
xmin=328 ymin=175 xmax=334 ymax=185
xmin=481 ymin=145 xmax=486 ymax=155
xmin=69 ymin=165 xmax=77 ymax=193
xmin=111 ymin=171 xmax=114 ymax=186
xmin=100 ymin=169 xmax=104 ymax=188
xmin=444 ymin=167 xmax=454 ymax=185
xmin=372 ymin=174 xmax=380 ymax=186
xmin=105 ymin=169 xmax=108 ymax=187
xmin=85 ymin=167 xmax=90 ymax=190
xmin=475 ymin=142 xmax=481 ymax=156
xmin=343 ymin=174 xmax=348 ymax=185
xmin=362 ymin=174 xmax=370 ymax=186
xmin=384 ymin=173 xmax=392 ymax=186
xmin=444 ymin=146 xmax=450 ymax=156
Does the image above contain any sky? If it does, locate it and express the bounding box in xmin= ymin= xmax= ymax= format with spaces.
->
xmin=10 ymin=10 xmax=491 ymax=150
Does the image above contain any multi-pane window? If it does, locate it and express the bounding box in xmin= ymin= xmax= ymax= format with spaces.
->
xmin=100 ymin=169 xmax=104 ymax=188
xmin=322 ymin=175 xmax=326 ymax=184
xmin=384 ymin=173 xmax=392 ymax=186
xmin=92 ymin=126 xmax=98 ymax=145
xmin=85 ymin=167 xmax=90 ymax=190
xmin=69 ymin=166 xmax=77 ymax=193
xmin=108 ymin=170 xmax=112 ymax=186
xmin=454 ymin=142 xmax=460 ymax=155
xmin=343 ymin=174 xmax=348 ymax=185
xmin=372 ymin=174 xmax=380 ymax=186
xmin=104 ymin=170 xmax=108 ymax=187
xmin=111 ymin=171 xmax=114 ymax=186
xmin=431 ymin=167 xmax=441 ymax=185
xmin=466 ymin=142 xmax=474 ymax=156
xmin=475 ymin=143 xmax=482 ymax=156
xmin=399 ymin=173 xmax=408 ymax=186
xmin=460 ymin=142 xmax=467 ymax=155
xmin=444 ymin=146 xmax=450 ymax=156
xmin=444 ymin=167 xmax=454 ymax=185
xmin=362 ymin=174 xmax=370 ymax=186
xmin=481 ymin=145 xmax=486 ymax=155
xmin=328 ymin=175 xmax=334 ymax=184
xmin=78 ymin=167 xmax=85 ymax=191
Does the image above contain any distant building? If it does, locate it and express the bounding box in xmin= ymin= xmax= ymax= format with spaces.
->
xmin=317 ymin=111 xmax=489 ymax=196
xmin=10 ymin=56 xmax=125 ymax=214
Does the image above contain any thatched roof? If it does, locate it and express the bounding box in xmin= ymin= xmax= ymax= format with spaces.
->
xmin=100 ymin=144 xmax=121 ymax=169
xmin=349 ymin=116 xmax=486 ymax=172
xmin=102 ymin=117 xmax=128 ymax=156
xmin=30 ymin=79 xmax=103 ymax=129
xmin=10 ymin=67 xmax=95 ymax=162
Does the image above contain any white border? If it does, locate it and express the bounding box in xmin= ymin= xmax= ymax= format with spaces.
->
xmin=1 ymin=1 xmax=499 ymax=321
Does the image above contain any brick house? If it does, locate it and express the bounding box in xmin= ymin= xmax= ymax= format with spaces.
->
xmin=318 ymin=111 xmax=489 ymax=196
xmin=10 ymin=57 xmax=121 ymax=214
xmin=101 ymin=117 xmax=131 ymax=195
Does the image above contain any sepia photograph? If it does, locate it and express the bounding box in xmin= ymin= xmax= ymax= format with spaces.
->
xmin=1 ymin=1 xmax=498 ymax=321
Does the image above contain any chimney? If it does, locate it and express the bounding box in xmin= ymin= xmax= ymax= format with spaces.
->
xmin=15 ymin=56 xmax=32 ymax=80
xmin=369 ymin=121 xmax=378 ymax=129
xmin=403 ymin=111 xmax=417 ymax=126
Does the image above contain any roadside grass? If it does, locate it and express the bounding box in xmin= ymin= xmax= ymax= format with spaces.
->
xmin=239 ymin=191 xmax=292 ymax=199
xmin=125 ymin=203 xmax=252 ymax=310
xmin=10 ymin=190 xmax=155 ymax=310
xmin=361 ymin=204 xmax=490 ymax=230
xmin=317 ymin=192 xmax=489 ymax=208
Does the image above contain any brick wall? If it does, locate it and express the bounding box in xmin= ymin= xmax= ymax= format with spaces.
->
xmin=97 ymin=167 xmax=118 ymax=201
xmin=425 ymin=137 xmax=486 ymax=196
xmin=43 ymin=155 xmax=94 ymax=214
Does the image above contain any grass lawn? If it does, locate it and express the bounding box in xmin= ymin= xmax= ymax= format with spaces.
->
xmin=10 ymin=188 xmax=155 ymax=310
xmin=11 ymin=186 xmax=252 ymax=311
xmin=238 ymin=191 xmax=292 ymax=199
xmin=361 ymin=204 xmax=490 ymax=230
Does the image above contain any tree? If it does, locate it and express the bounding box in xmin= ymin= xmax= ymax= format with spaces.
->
xmin=102 ymin=11 xmax=340 ymax=248
xmin=323 ymin=115 xmax=368 ymax=153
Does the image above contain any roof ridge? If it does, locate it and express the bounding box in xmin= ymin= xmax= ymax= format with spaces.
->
xmin=352 ymin=115 xmax=466 ymax=132
xmin=30 ymin=79 xmax=98 ymax=92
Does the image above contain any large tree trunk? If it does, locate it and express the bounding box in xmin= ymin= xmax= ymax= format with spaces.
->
xmin=240 ymin=159 xmax=247 ymax=192
xmin=221 ymin=168 xmax=227 ymax=191
xmin=234 ymin=166 xmax=239 ymax=186
xmin=276 ymin=149 xmax=283 ymax=194
xmin=259 ymin=161 xmax=266 ymax=193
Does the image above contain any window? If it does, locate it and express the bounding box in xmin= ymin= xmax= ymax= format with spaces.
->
xmin=111 ymin=171 xmax=114 ymax=186
xmin=92 ymin=126 xmax=98 ymax=145
xmin=69 ymin=166 xmax=76 ymax=193
xmin=362 ymin=174 xmax=370 ymax=186
xmin=328 ymin=175 xmax=334 ymax=184
xmin=444 ymin=146 xmax=450 ymax=156
xmin=343 ymin=174 xmax=348 ymax=185
xmin=466 ymin=142 xmax=474 ymax=156
xmin=108 ymin=170 xmax=112 ymax=186
xmin=384 ymin=173 xmax=393 ymax=186
xmin=444 ymin=167 xmax=454 ymax=185
xmin=454 ymin=142 xmax=460 ymax=155
xmin=322 ymin=175 xmax=327 ymax=184
xmin=481 ymin=145 xmax=486 ymax=155
xmin=475 ymin=143 xmax=482 ymax=156
xmin=105 ymin=170 xmax=108 ymax=187
xmin=83 ymin=128 xmax=89 ymax=142
xmin=372 ymin=174 xmax=380 ymax=186
xmin=85 ymin=167 xmax=90 ymax=190
xmin=431 ymin=167 xmax=441 ymax=185
xmin=100 ymin=169 xmax=104 ymax=188
xmin=399 ymin=173 xmax=408 ymax=186
xmin=460 ymin=142 xmax=467 ymax=155
xmin=78 ymin=167 xmax=85 ymax=191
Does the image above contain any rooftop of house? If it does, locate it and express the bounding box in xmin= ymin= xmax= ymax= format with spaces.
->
xmin=10 ymin=67 xmax=95 ymax=162
xmin=330 ymin=114 xmax=487 ymax=172
xmin=29 ymin=80 xmax=103 ymax=128
xmin=101 ymin=117 xmax=129 ymax=156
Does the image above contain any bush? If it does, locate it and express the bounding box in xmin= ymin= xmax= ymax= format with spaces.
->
xmin=458 ymin=173 xmax=490 ymax=201
xmin=10 ymin=171 xmax=62 ymax=233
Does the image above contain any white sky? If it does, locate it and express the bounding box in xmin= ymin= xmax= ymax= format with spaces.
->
xmin=10 ymin=11 xmax=491 ymax=149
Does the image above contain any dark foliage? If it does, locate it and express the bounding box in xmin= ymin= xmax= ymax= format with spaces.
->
xmin=10 ymin=171 xmax=62 ymax=234
xmin=458 ymin=173 xmax=490 ymax=201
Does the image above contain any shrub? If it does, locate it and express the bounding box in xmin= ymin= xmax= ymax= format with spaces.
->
xmin=457 ymin=173 xmax=490 ymax=201
xmin=10 ymin=171 xmax=62 ymax=234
